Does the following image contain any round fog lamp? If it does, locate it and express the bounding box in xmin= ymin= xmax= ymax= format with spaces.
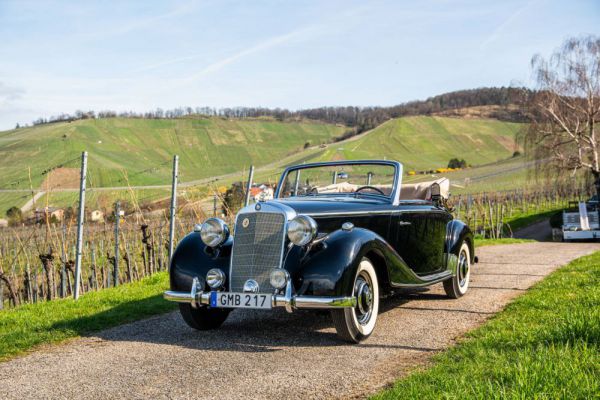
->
xmin=270 ymin=269 xmax=290 ymax=290
xmin=206 ymin=268 xmax=226 ymax=289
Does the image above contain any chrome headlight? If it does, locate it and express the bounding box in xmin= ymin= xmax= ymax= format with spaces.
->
xmin=206 ymin=268 xmax=226 ymax=289
xmin=287 ymin=215 xmax=317 ymax=246
xmin=270 ymin=268 xmax=290 ymax=290
xmin=200 ymin=218 xmax=229 ymax=247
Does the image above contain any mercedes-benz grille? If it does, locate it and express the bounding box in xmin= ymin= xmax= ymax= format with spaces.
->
xmin=230 ymin=211 xmax=286 ymax=293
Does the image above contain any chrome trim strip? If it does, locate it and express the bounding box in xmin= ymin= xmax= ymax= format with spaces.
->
xmin=164 ymin=290 xmax=210 ymax=305
xmin=163 ymin=290 xmax=194 ymax=303
xmin=306 ymin=210 xmax=397 ymax=217
xmin=303 ymin=209 xmax=447 ymax=218
xmin=287 ymin=295 xmax=357 ymax=309
xmin=236 ymin=201 xmax=297 ymax=221
xmin=163 ymin=290 xmax=356 ymax=310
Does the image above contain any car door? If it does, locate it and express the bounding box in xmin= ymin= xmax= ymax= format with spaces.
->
xmin=392 ymin=203 xmax=450 ymax=275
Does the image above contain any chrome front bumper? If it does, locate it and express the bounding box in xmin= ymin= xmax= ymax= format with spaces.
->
xmin=164 ymin=278 xmax=356 ymax=313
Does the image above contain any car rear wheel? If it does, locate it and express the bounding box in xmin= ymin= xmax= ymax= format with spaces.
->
xmin=179 ymin=304 xmax=231 ymax=330
xmin=443 ymin=242 xmax=471 ymax=298
xmin=331 ymin=258 xmax=379 ymax=343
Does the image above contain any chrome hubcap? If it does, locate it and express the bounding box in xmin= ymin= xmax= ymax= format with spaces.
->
xmin=355 ymin=272 xmax=373 ymax=325
xmin=458 ymin=250 xmax=469 ymax=287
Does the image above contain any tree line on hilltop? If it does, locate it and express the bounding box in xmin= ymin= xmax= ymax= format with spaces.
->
xmin=22 ymin=86 xmax=531 ymax=134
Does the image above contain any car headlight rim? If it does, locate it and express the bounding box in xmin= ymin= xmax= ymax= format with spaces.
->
xmin=200 ymin=218 xmax=229 ymax=247
xmin=270 ymin=268 xmax=290 ymax=290
xmin=287 ymin=215 xmax=318 ymax=246
xmin=206 ymin=268 xmax=226 ymax=289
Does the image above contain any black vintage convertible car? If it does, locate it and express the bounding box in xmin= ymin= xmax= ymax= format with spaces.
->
xmin=165 ymin=160 xmax=474 ymax=342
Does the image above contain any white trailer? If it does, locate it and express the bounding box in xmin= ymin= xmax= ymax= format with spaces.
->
xmin=562 ymin=201 xmax=600 ymax=241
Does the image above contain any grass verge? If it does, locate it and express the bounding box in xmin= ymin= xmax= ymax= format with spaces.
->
xmin=476 ymin=237 xmax=536 ymax=247
xmin=0 ymin=272 xmax=175 ymax=362
xmin=506 ymin=208 xmax=560 ymax=232
xmin=373 ymin=251 xmax=600 ymax=399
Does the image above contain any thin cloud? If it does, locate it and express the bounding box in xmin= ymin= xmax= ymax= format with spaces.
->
xmin=137 ymin=30 xmax=305 ymax=76
xmin=0 ymin=82 xmax=24 ymax=102
xmin=133 ymin=54 xmax=207 ymax=73
xmin=129 ymin=24 xmax=317 ymax=76
xmin=480 ymin=0 xmax=539 ymax=49
xmin=138 ymin=4 xmax=370 ymax=82
xmin=82 ymin=0 xmax=201 ymax=40
xmin=185 ymin=28 xmax=313 ymax=82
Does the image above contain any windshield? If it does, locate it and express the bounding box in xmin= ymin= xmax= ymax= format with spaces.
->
xmin=278 ymin=163 xmax=397 ymax=200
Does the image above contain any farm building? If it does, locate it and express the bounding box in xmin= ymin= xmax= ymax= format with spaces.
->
xmin=90 ymin=210 xmax=105 ymax=222
xmin=34 ymin=207 xmax=64 ymax=222
xmin=251 ymin=185 xmax=274 ymax=202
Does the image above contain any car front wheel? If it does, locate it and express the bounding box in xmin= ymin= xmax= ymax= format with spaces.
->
xmin=179 ymin=303 xmax=231 ymax=330
xmin=331 ymin=258 xmax=379 ymax=343
xmin=443 ymin=242 xmax=471 ymax=298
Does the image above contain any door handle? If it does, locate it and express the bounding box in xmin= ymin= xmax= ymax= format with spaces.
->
xmin=398 ymin=221 xmax=411 ymax=226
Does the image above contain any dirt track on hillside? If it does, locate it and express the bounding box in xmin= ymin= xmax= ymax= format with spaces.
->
xmin=0 ymin=242 xmax=598 ymax=400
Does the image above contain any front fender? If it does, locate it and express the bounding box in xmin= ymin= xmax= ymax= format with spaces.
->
xmin=289 ymin=227 xmax=411 ymax=297
xmin=169 ymin=232 xmax=233 ymax=293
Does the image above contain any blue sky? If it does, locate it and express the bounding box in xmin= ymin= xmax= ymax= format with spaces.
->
xmin=0 ymin=0 xmax=598 ymax=130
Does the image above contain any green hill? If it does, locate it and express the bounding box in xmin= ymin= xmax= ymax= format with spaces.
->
xmin=0 ymin=117 xmax=347 ymax=190
xmin=310 ymin=116 xmax=522 ymax=171
xmin=0 ymin=115 xmax=525 ymax=213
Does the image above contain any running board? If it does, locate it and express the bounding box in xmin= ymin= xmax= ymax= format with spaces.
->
xmin=390 ymin=253 xmax=458 ymax=288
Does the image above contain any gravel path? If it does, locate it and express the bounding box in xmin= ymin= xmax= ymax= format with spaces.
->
xmin=513 ymin=218 xmax=553 ymax=241
xmin=0 ymin=242 xmax=598 ymax=400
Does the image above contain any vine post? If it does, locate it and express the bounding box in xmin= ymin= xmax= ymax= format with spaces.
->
xmin=74 ymin=151 xmax=88 ymax=300
xmin=168 ymin=155 xmax=179 ymax=265
xmin=113 ymin=201 xmax=121 ymax=287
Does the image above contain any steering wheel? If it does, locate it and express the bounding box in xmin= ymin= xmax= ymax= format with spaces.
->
xmin=307 ymin=186 xmax=319 ymax=195
xmin=355 ymin=186 xmax=385 ymax=195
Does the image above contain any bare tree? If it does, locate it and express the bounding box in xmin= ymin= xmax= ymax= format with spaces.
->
xmin=522 ymin=36 xmax=600 ymax=196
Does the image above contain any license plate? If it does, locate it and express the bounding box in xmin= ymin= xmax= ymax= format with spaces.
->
xmin=210 ymin=292 xmax=272 ymax=309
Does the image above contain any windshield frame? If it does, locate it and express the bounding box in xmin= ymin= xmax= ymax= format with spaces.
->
xmin=275 ymin=160 xmax=403 ymax=205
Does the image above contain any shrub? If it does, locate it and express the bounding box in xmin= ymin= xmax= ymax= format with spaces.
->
xmin=223 ymin=182 xmax=245 ymax=216
xmin=448 ymin=158 xmax=467 ymax=169
xmin=6 ymin=206 xmax=22 ymax=225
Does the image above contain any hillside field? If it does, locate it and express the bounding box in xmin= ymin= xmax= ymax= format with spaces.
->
xmin=0 ymin=115 xmax=526 ymax=212
xmin=311 ymin=116 xmax=522 ymax=171
xmin=0 ymin=117 xmax=347 ymax=190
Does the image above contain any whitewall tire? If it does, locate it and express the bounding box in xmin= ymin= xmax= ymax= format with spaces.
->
xmin=331 ymin=258 xmax=379 ymax=343
xmin=443 ymin=242 xmax=471 ymax=298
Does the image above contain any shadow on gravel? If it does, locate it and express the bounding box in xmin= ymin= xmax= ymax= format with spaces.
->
xmin=477 ymin=272 xmax=547 ymax=277
xmin=398 ymin=305 xmax=496 ymax=315
xmin=469 ymin=285 xmax=527 ymax=291
xmin=44 ymin=294 xmax=176 ymax=336
xmin=86 ymin=289 xmax=445 ymax=352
